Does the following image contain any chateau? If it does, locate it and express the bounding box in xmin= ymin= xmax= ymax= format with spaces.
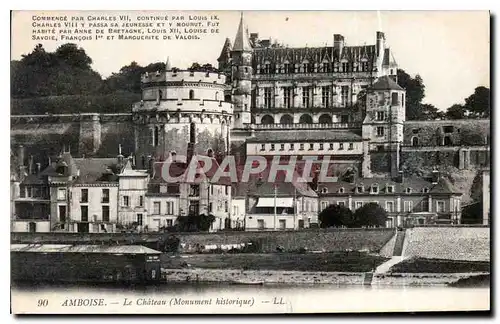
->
xmin=10 ymin=14 xmax=490 ymax=233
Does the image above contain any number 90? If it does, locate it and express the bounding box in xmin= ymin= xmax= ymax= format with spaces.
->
xmin=37 ymin=299 xmax=48 ymax=307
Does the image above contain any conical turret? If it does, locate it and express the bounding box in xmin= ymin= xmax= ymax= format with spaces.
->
xmin=233 ymin=12 xmax=252 ymax=52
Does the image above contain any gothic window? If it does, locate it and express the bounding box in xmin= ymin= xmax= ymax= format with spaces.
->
xmin=376 ymin=127 xmax=385 ymax=137
xmin=376 ymin=111 xmax=386 ymax=121
xmin=264 ymin=88 xmax=273 ymax=108
xmin=261 ymin=115 xmax=275 ymax=125
xmin=341 ymin=86 xmax=349 ymax=106
xmin=302 ymin=86 xmax=312 ymax=108
xmin=189 ymin=90 xmax=195 ymax=100
xmin=362 ymin=61 xmax=369 ymax=72
xmin=342 ymin=62 xmax=349 ymax=72
xmin=318 ymin=114 xmax=332 ymax=124
xmin=299 ymin=114 xmax=313 ymax=124
xmin=190 ymin=122 xmax=196 ymax=143
xmin=411 ymin=137 xmax=419 ymax=147
xmin=323 ymin=62 xmax=330 ymax=73
xmin=280 ymin=114 xmax=293 ymax=124
xmin=321 ymin=86 xmax=330 ymax=107
xmin=283 ymin=87 xmax=292 ymax=108
xmin=264 ymin=63 xmax=271 ymax=74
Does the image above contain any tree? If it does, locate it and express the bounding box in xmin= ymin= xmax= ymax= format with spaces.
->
xmin=418 ymin=103 xmax=441 ymax=120
xmin=352 ymin=203 xmax=387 ymax=227
xmin=397 ymin=69 xmax=426 ymax=120
xmin=54 ymin=43 xmax=93 ymax=69
xmin=176 ymin=213 xmax=216 ymax=232
xmin=318 ymin=204 xmax=353 ymax=228
xmin=464 ymin=86 xmax=490 ymax=118
xmin=446 ymin=104 xmax=467 ymax=119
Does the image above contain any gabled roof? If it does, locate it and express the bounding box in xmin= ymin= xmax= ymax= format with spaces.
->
xmin=39 ymin=152 xmax=78 ymax=178
xmin=233 ymin=13 xmax=252 ymax=52
xmin=232 ymin=172 xmax=317 ymax=198
xmin=371 ymin=75 xmax=404 ymax=91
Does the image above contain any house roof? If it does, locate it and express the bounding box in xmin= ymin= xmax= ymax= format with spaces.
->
xmin=73 ymin=158 xmax=120 ymax=184
xmin=252 ymin=45 xmax=377 ymax=65
xmin=232 ymin=172 xmax=318 ymax=198
xmin=317 ymin=176 xmax=460 ymax=195
xmin=371 ymin=75 xmax=404 ymax=91
xmin=247 ymin=130 xmax=362 ymax=143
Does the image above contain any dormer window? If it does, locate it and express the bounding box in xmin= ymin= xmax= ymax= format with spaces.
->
xmin=321 ymin=187 xmax=328 ymax=194
xmin=406 ymin=187 xmax=412 ymax=194
xmin=386 ymin=185 xmax=394 ymax=194
xmin=371 ymin=185 xmax=379 ymax=194
xmin=356 ymin=186 xmax=364 ymax=194
xmin=422 ymin=187 xmax=430 ymax=193
xmin=339 ymin=187 xmax=345 ymax=194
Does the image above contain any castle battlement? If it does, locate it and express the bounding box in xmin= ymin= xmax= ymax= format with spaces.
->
xmin=141 ymin=70 xmax=227 ymax=85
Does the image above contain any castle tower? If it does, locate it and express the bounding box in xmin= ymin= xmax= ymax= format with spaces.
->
xmin=230 ymin=13 xmax=253 ymax=129
xmin=362 ymin=75 xmax=405 ymax=178
xmin=132 ymin=66 xmax=232 ymax=169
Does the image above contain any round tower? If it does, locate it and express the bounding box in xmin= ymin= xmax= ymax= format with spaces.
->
xmin=132 ymin=67 xmax=233 ymax=169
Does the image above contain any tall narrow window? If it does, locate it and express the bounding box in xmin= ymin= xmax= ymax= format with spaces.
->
xmin=323 ymin=62 xmax=329 ymax=73
xmin=137 ymin=214 xmax=143 ymax=226
xmin=342 ymin=62 xmax=349 ymax=72
xmin=154 ymin=127 xmax=159 ymax=146
xmin=102 ymin=189 xmax=109 ymax=203
xmin=189 ymin=90 xmax=195 ymax=100
xmin=102 ymin=206 xmax=110 ymax=222
xmin=391 ymin=92 xmax=399 ymax=105
xmin=284 ymin=63 xmax=290 ymax=73
xmin=264 ymin=88 xmax=272 ymax=108
xmin=59 ymin=205 xmax=67 ymax=223
xmin=81 ymin=206 xmax=88 ymax=222
xmin=81 ymin=189 xmax=88 ymax=203
xmin=190 ymin=123 xmax=196 ymax=143
xmin=302 ymin=86 xmax=311 ymax=108
xmin=322 ymin=86 xmax=330 ymax=107
xmin=341 ymin=86 xmax=349 ymax=106
xmin=283 ymin=87 xmax=292 ymax=108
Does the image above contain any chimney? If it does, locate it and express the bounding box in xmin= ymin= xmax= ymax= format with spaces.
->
xmin=376 ymin=31 xmax=385 ymax=57
xmin=333 ymin=34 xmax=344 ymax=56
xmin=187 ymin=143 xmax=195 ymax=165
xmin=250 ymin=33 xmax=259 ymax=44
xmin=117 ymin=144 xmax=124 ymax=166
xmin=398 ymin=170 xmax=404 ymax=183
xmin=431 ymin=169 xmax=440 ymax=184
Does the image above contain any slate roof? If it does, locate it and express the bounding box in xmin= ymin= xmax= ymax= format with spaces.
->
xmin=233 ymin=14 xmax=252 ymax=51
xmin=252 ymin=45 xmax=377 ymax=65
xmin=72 ymin=158 xmax=120 ymax=184
xmin=247 ymin=130 xmax=362 ymax=143
xmin=232 ymin=171 xmax=318 ymax=198
xmin=317 ymin=176 xmax=460 ymax=195
xmin=371 ymin=75 xmax=404 ymax=91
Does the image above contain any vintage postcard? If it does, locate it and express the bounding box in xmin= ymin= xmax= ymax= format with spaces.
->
xmin=10 ymin=10 xmax=490 ymax=314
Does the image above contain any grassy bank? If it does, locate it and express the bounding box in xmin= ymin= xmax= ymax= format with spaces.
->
xmin=161 ymin=252 xmax=389 ymax=273
xmin=389 ymin=257 xmax=490 ymax=273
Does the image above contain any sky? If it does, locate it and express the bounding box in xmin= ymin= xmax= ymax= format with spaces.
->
xmin=11 ymin=10 xmax=490 ymax=110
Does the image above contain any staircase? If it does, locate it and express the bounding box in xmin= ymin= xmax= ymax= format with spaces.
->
xmin=363 ymin=272 xmax=374 ymax=285
xmin=392 ymin=229 xmax=406 ymax=257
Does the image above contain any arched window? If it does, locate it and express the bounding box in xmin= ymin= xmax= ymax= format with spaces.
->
xmin=318 ymin=114 xmax=332 ymax=124
xmin=190 ymin=122 xmax=196 ymax=143
xmin=411 ymin=136 xmax=419 ymax=147
xmin=261 ymin=115 xmax=275 ymax=125
xmin=299 ymin=114 xmax=313 ymax=124
xmin=280 ymin=114 xmax=293 ymax=124
xmin=189 ymin=90 xmax=195 ymax=100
